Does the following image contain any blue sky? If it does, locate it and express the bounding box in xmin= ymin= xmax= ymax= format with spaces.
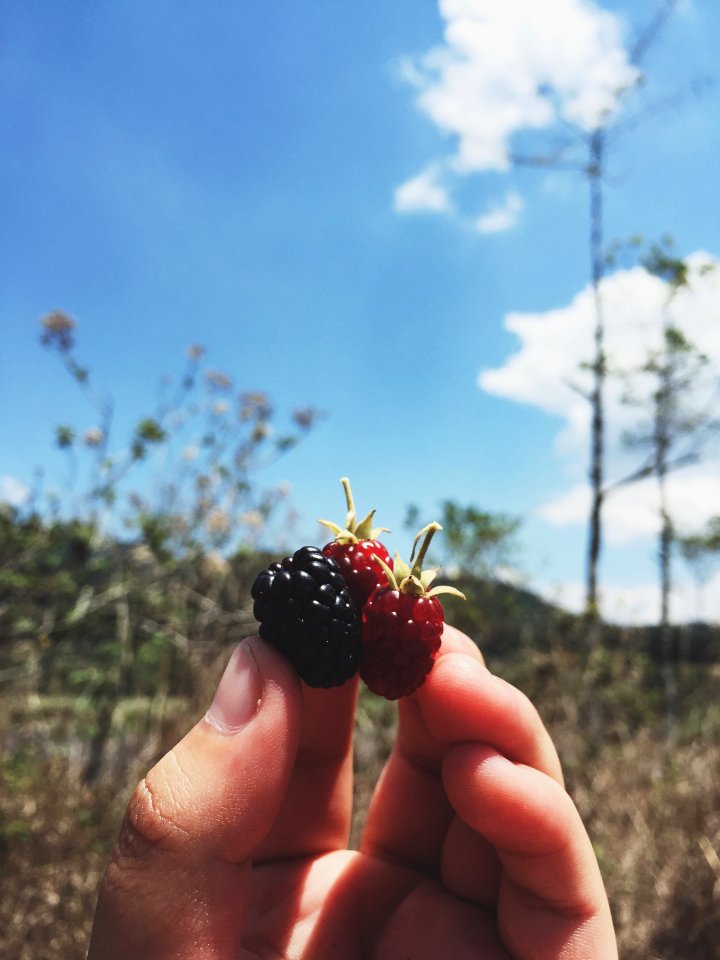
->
xmin=2 ymin=1 xmax=719 ymax=623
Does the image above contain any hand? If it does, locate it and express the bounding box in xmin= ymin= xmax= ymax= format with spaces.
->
xmin=88 ymin=626 xmax=618 ymax=959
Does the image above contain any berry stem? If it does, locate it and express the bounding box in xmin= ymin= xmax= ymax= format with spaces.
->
xmin=410 ymin=522 xmax=442 ymax=581
xmin=340 ymin=476 xmax=356 ymax=531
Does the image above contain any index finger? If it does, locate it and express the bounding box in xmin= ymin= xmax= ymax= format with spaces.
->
xmin=358 ymin=625 xmax=485 ymax=872
xmin=253 ymin=675 xmax=359 ymax=862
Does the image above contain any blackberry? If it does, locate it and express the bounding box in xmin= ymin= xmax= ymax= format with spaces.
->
xmin=251 ymin=545 xmax=363 ymax=688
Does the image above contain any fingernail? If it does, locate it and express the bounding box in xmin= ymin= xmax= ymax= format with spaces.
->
xmin=205 ymin=641 xmax=263 ymax=734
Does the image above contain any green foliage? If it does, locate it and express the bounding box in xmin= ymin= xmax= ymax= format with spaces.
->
xmin=2 ymin=747 xmax=35 ymax=792
xmin=680 ymin=515 xmax=720 ymax=587
xmin=1 ymin=821 xmax=31 ymax=843
xmin=3 ymin=308 xmax=715 ymax=960
xmin=681 ymin=515 xmax=720 ymax=558
xmin=1 ymin=510 xmax=720 ymax=959
xmin=405 ymin=499 xmax=520 ymax=576
xmin=641 ymin=237 xmax=689 ymax=289
xmin=55 ymin=425 xmax=76 ymax=449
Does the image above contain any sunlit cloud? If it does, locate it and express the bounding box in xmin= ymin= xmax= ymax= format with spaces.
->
xmin=0 ymin=475 xmax=30 ymax=507
xmin=538 ymin=472 xmax=720 ymax=546
xmin=475 ymin=190 xmax=524 ymax=234
xmin=480 ymin=252 xmax=720 ymax=546
xmin=536 ymin=569 xmax=720 ymax=625
xmin=394 ymin=0 xmax=639 ymax=213
xmin=393 ymin=163 xmax=452 ymax=213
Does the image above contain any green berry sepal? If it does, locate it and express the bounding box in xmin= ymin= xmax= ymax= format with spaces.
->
xmin=318 ymin=476 xmax=390 ymax=544
xmin=374 ymin=522 xmax=466 ymax=600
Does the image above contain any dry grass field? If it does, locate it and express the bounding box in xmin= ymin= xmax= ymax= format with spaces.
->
xmin=2 ymin=636 xmax=719 ymax=960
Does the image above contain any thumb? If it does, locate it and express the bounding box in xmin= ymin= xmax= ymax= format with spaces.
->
xmin=89 ymin=637 xmax=302 ymax=960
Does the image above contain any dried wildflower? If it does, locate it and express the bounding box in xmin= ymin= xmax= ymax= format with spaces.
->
xmin=129 ymin=544 xmax=156 ymax=568
xmin=212 ymin=400 xmax=229 ymax=416
xmin=186 ymin=343 xmax=205 ymax=361
xmin=40 ymin=311 xmax=76 ymax=352
xmin=83 ymin=427 xmax=104 ymax=447
xmin=292 ymin=406 xmax=319 ymax=430
xmin=168 ymin=514 xmax=189 ymax=536
xmin=204 ymin=369 xmax=232 ymax=391
xmin=206 ymin=510 xmax=231 ymax=535
xmin=251 ymin=422 xmax=270 ymax=443
xmin=199 ymin=551 xmax=230 ymax=579
xmin=239 ymin=391 xmax=272 ymax=421
xmin=239 ymin=510 xmax=264 ymax=529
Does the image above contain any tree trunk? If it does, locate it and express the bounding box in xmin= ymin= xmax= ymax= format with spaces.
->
xmin=657 ymin=363 xmax=677 ymax=742
xmin=585 ymin=130 xmax=606 ymax=626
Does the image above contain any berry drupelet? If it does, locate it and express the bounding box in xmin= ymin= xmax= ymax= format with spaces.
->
xmin=360 ymin=523 xmax=465 ymax=700
xmin=319 ymin=477 xmax=393 ymax=609
xmin=251 ymin=546 xmax=362 ymax=688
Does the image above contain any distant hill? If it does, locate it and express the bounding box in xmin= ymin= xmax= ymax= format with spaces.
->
xmin=443 ymin=572 xmax=720 ymax=666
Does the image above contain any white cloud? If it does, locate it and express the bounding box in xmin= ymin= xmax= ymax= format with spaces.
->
xmin=396 ymin=0 xmax=639 ymax=206
xmin=475 ymin=190 xmax=523 ymax=233
xmin=536 ymin=567 xmax=720 ymax=625
xmin=480 ymin=252 xmax=720 ymax=545
xmin=535 ymin=577 xmax=656 ymax=624
xmin=538 ymin=471 xmax=720 ymax=547
xmin=393 ymin=164 xmax=452 ymax=213
xmin=0 ymin=475 xmax=30 ymax=507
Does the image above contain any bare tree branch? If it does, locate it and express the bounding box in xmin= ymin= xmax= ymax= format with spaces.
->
xmin=509 ymin=150 xmax=586 ymax=172
xmin=605 ymin=451 xmax=698 ymax=494
xmin=630 ymin=0 xmax=680 ymax=67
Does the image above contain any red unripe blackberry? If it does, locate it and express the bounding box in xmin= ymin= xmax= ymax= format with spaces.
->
xmin=251 ymin=546 xmax=362 ymax=688
xmin=323 ymin=538 xmax=392 ymax=610
xmin=360 ymin=522 xmax=465 ymax=700
xmin=361 ymin=589 xmax=444 ymax=700
xmin=319 ymin=477 xmax=392 ymax=609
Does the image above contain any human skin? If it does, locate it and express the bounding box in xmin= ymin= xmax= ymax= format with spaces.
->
xmin=88 ymin=625 xmax=618 ymax=959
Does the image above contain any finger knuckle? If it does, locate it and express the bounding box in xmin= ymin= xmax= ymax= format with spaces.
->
xmin=114 ymin=768 xmax=191 ymax=866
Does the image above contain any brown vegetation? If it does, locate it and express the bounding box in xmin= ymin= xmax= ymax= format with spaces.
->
xmin=2 ymin=589 xmax=719 ymax=959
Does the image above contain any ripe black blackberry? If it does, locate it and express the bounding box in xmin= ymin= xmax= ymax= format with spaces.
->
xmin=251 ymin=545 xmax=362 ymax=688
